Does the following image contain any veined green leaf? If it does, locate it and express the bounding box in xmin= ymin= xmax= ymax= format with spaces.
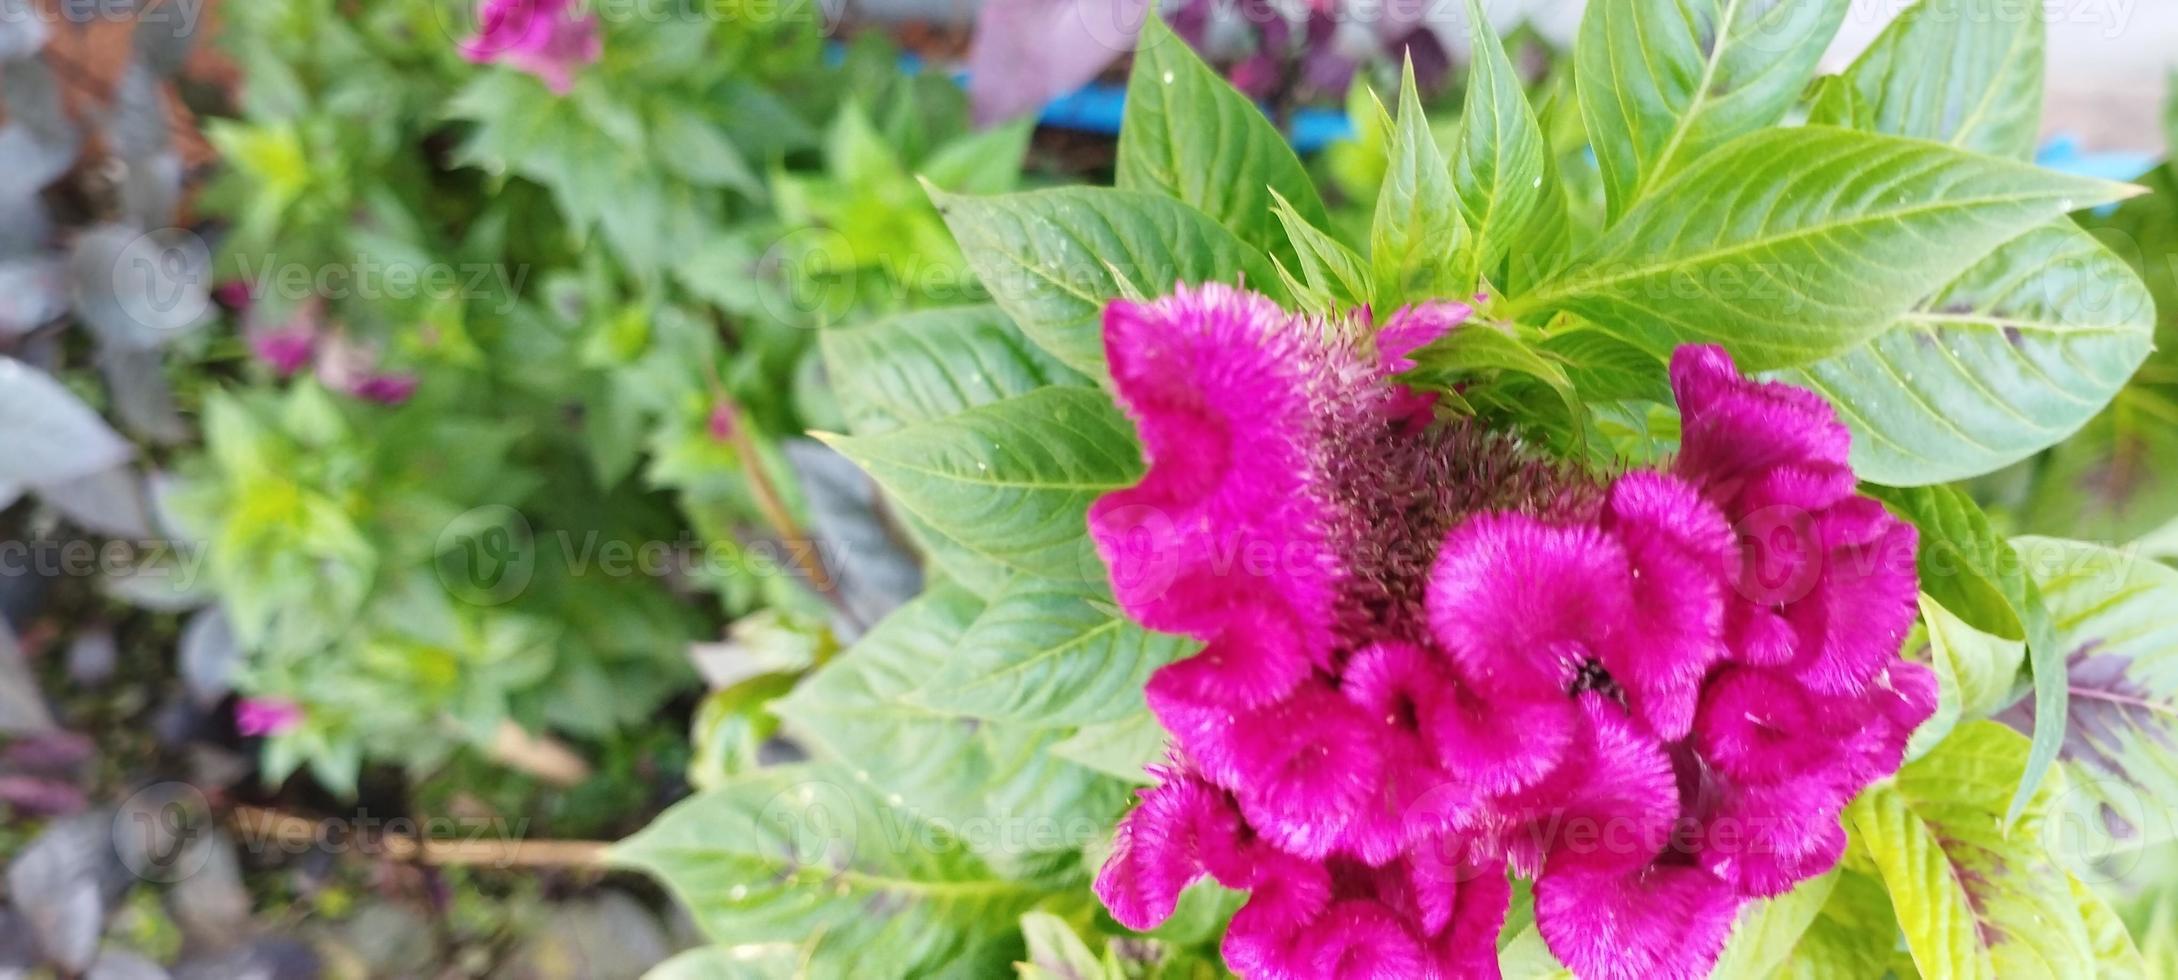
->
xmin=1371 ymin=61 xmax=1465 ymax=305
xmin=2001 ymin=537 xmax=2178 ymax=853
xmin=1452 ymin=0 xmax=1563 ymax=294
xmin=1868 ymin=484 xmax=2029 ymax=640
xmin=1117 ymin=14 xmax=1328 ymax=267
xmin=1908 ymin=595 xmax=2027 ymax=760
xmin=612 ymin=764 xmax=1050 ymax=978
xmin=930 ymin=185 xmax=1284 ymax=377
xmin=1512 ymin=127 xmax=2137 ymax=370
xmin=818 ymin=305 xmax=1087 ymax=437
xmin=821 ymin=387 xmax=1142 ymax=586
xmin=2075 ymin=875 xmax=2150 ymax=978
xmin=1767 ymin=867 xmax=1901 ymax=979
xmin=1808 ymin=0 xmax=2045 ymax=159
xmin=1576 ymin=0 xmax=1850 ymax=220
xmin=1709 ymin=870 xmax=1841 ymax=978
xmin=773 ymin=585 xmax=1129 ymax=854
xmin=1847 ymin=721 xmax=2097 ymax=980
xmin=1017 ymin=912 xmax=1118 ymax=980
xmin=913 ymin=578 xmax=1191 ymax=727
xmin=1773 ymin=221 xmax=2152 ymax=485
xmin=642 ymin=945 xmax=801 ymax=980
xmin=1269 ymin=188 xmax=1373 ymax=313
xmin=1049 ymin=712 xmax=1167 ymax=784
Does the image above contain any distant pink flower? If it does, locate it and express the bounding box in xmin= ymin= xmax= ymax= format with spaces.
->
xmin=348 ymin=373 xmax=420 ymax=406
xmin=316 ymin=335 xmax=419 ymax=406
xmin=214 ymin=279 xmax=256 ymax=310
xmin=707 ymin=401 xmax=739 ymax=443
xmin=460 ymin=0 xmax=602 ymax=95
xmin=236 ymin=698 xmax=305 ymax=737
xmin=1088 ymin=285 xmax=1932 ymax=980
xmin=250 ymin=327 xmax=317 ymax=377
xmin=246 ymin=299 xmax=322 ymax=377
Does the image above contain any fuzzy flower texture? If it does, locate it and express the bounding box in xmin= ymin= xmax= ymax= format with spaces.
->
xmin=461 ymin=0 xmax=603 ymax=95
xmin=1090 ymin=285 xmax=1933 ymax=980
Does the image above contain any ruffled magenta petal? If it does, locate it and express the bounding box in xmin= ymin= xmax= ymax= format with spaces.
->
xmin=1229 ymin=685 xmax=1386 ymax=858
xmin=1298 ymin=900 xmax=1432 ymax=978
xmin=1600 ymin=472 xmax=1733 ymax=738
xmin=1094 ymin=767 xmax=1255 ymax=929
xmin=1672 ymin=345 xmax=1850 ymax=497
xmin=1693 ymin=668 xmax=1829 ymax=785
xmin=1535 ymin=862 xmax=1740 ymax=980
xmin=1424 ymin=683 xmax=1578 ymax=796
xmin=1223 ymin=855 xmax=1332 ymax=977
xmin=1427 ymin=514 xmax=1634 ymax=700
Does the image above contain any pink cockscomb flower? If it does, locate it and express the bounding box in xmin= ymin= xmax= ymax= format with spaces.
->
xmin=1088 ymin=283 xmax=1932 ymax=980
xmin=235 ymin=697 xmax=306 ymax=737
xmin=460 ymin=0 xmax=603 ymax=95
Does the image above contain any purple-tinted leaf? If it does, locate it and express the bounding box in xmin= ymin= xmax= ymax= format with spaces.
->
xmin=165 ymin=833 xmax=248 ymax=952
xmin=0 ymin=620 xmax=55 ymax=735
xmin=87 ymin=949 xmax=171 ymax=980
xmin=171 ymin=939 xmax=318 ymax=980
xmin=784 ymin=439 xmax=921 ymax=637
xmin=69 ymin=224 xmax=213 ymax=349
xmin=1 ymin=730 xmax=95 ymax=772
xmin=101 ymin=60 xmax=169 ymax=163
xmin=0 ymin=257 xmax=67 ymax=337
xmin=98 ymin=346 xmax=189 ymax=445
xmin=2002 ymin=537 xmax=2178 ymax=851
xmin=965 ymin=0 xmax=1149 ymax=126
xmin=177 ymin=607 xmax=237 ymax=707
xmin=0 ymin=774 xmax=89 ymax=816
xmin=5 ymin=814 xmax=119 ymax=972
xmin=0 ymin=59 xmax=80 ymax=195
xmin=0 ymin=0 xmax=49 ymax=59
xmin=0 ymin=357 xmax=134 ymax=488
xmin=37 ymin=464 xmax=156 ymax=539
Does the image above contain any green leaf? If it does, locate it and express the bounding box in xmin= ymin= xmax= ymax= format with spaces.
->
xmin=2075 ymin=874 xmax=2150 ymax=978
xmin=774 ymin=585 xmax=1129 ymax=847
xmin=1908 ymin=595 xmax=2027 ymax=759
xmin=1049 ymin=712 xmax=1167 ymax=784
xmin=1117 ymin=13 xmax=1328 ymax=267
xmin=1512 ymin=127 xmax=2138 ymax=370
xmin=931 ymin=185 xmax=1285 ymax=377
xmin=1269 ymin=188 xmax=1374 ymax=314
xmin=2002 ymin=537 xmax=2178 ymax=853
xmin=1768 ymin=867 xmax=1901 ymax=979
xmin=649 ymin=101 xmax=763 ymax=195
xmin=1847 ymin=721 xmax=2097 ymax=980
xmin=820 ymin=387 xmax=1142 ymax=586
xmin=819 ymin=305 xmax=1088 ymax=437
xmin=1576 ymin=0 xmax=1850 ymax=220
xmin=612 ymin=765 xmax=1049 ymax=978
xmin=913 ymin=579 xmax=1191 ymax=727
xmin=1771 ymin=221 xmax=2153 ymax=485
xmin=1017 ymin=912 xmax=1118 ymax=980
xmin=643 ymin=945 xmax=800 ymax=980
xmin=1708 ymin=870 xmax=1841 ymax=978
xmin=1452 ymin=0 xmax=1564 ymax=293
xmin=1868 ymin=484 xmax=2029 ymax=640
xmin=921 ymin=119 xmax=1033 ymax=196
xmin=817 ymin=306 xmax=1093 ymax=595
xmin=1371 ymin=62 xmax=1465 ymax=305
xmin=1407 ymin=322 xmax=1584 ymax=441
xmin=1807 ymin=0 xmax=2045 ymax=159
